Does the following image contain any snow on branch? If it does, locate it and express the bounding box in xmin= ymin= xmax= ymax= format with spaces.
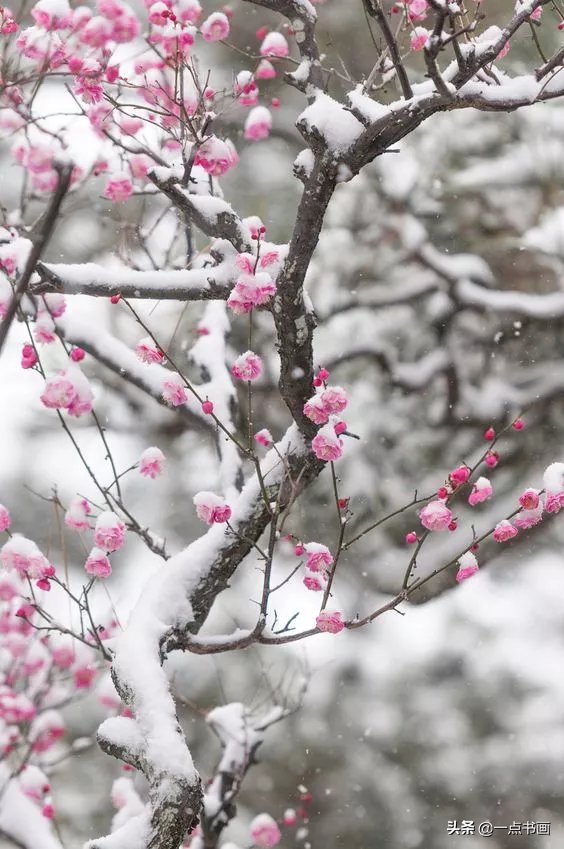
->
xmin=457 ymin=278 xmax=564 ymax=319
xmin=149 ymin=173 xmax=253 ymax=254
xmin=33 ymin=258 xmax=236 ymax=302
xmin=92 ymin=427 xmax=323 ymax=849
xmin=0 ymin=766 xmax=62 ymax=849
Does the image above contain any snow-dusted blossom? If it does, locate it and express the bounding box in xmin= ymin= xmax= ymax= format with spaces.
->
xmin=543 ymin=462 xmax=564 ymax=513
xmin=136 ymin=337 xmax=164 ymax=364
xmin=74 ymin=664 xmax=96 ymax=689
xmin=304 ymin=543 xmax=333 ymax=572
xmin=316 ymin=609 xmax=345 ymax=634
xmin=244 ymin=107 xmax=272 ymax=141
xmin=227 ymin=272 xmax=276 ymax=314
xmin=312 ymin=423 xmax=343 ymax=462
xmin=256 ymin=59 xmax=276 ymax=79
xmin=193 ymin=491 xmax=231 ymax=524
xmin=419 ymin=500 xmax=452 ymax=531
xmin=410 ymin=26 xmax=429 ymax=50
xmin=235 ymin=70 xmax=259 ymax=106
xmin=456 ymin=551 xmax=479 ymax=583
xmin=231 ymin=350 xmax=263 ymax=381
xmin=84 ymin=547 xmax=112 ymax=578
xmin=468 ymin=476 xmax=493 ymax=506
xmin=320 ymin=386 xmax=348 ymax=415
xmin=64 ymin=497 xmax=91 ymax=531
xmin=162 ymin=372 xmax=188 ymax=406
xmin=94 ymin=511 xmax=125 ymax=552
xmin=0 ymin=535 xmax=53 ymax=579
xmin=303 ymin=571 xmax=326 ymax=592
xmin=51 ymin=643 xmax=75 ymax=668
xmin=0 ymin=505 xmax=11 ymax=533
xmin=194 ymin=136 xmax=238 ymax=177
xmin=449 ymin=465 xmax=470 ymax=487
xmin=250 ymin=813 xmax=282 ymax=847
xmin=40 ymin=366 xmax=94 ymax=417
xmin=493 ymin=520 xmax=518 ymax=542
xmin=139 ymin=446 xmax=166 ymax=478
xmin=254 ymin=428 xmax=272 ymax=447
xmin=200 ymin=11 xmax=229 ymax=41
xmin=30 ymin=710 xmax=64 ymax=752
xmin=303 ymin=395 xmax=329 ymax=425
xmin=259 ymin=31 xmax=289 ymax=57
xmin=18 ymin=766 xmax=50 ymax=802
xmin=103 ymin=176 xmax=133 ymax=202
xmin=514 ymin=505 xmax=544 ymax=529
xmin=34 ymin=312 xmax=56 ymax=344
xmin=519 ymin=488 xmax=540 ymax=510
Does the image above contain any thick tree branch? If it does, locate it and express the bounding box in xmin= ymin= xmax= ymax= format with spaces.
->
xmin=0 ymin=163 xmax=71 ymax=356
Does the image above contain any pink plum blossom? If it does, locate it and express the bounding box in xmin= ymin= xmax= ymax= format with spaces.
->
xmin=260 ymin=31 xmax=289 ymax=57
xmin=0 ymin=506 xmax=11 ymax=533
xmin=408 ymin=0 xmax=428 ymax=19
xmin=244 ymin=107 xmax=272 ymax=141
xmin=419 ymin=500 xmax=452 ymax=531
xmin=493 ymin=520 xmax=518 ymax=542
xmin=64 ymin=497 xmax=91 ymax=531
xmin=40 ymin=366 xmax=94 ymax=417
xmin=139 ymin=446 xmax=166 ymax=478
xmin=231 ymin=350 xmax=263 ymax=381
xmin=31 ymin=0 xmax=71 ymax=30
xmin=311 ymin=423 xmax=343 ymax=462
xmin=103 ymin=177 xmax=133 ymax=202
xmin=162 ymin=373 xmax=187 ymax=406
xmin=254 ymin=429 xmax=272 ymax=447
xmin=20 ymin=344 xmax=37 ymax=371
xmin=320 ymin=386 xmax=348 ymax=415
xmin=543 ymin=463 xmax=564 ymax=513
xmin=227 ymin=272 xmax=276 ymax=314
xmin=519 ymin=488 xmax=540 ymax=510
xmin=0 ymin=536 xmax=53 ymax=579
xmin=51 ymin=643 xmax=75 ymax=668
xmin=177 ymin=0 xmax=201 ymax=22
xmin=410 ymin=26 xmax=429 ymax=51
xmin=304 ymin=542 xmax=333 ymax=572
xmin=256 ymin=59 xmax=276 ymax=79
xmin=250 ymin=814 xmax=282 ymax=847
xmin=194 ymin=136 xmax=238 ymax=177
xmin=136 ymin=337 xmax=164 ymax=364
xmin=200 ymin=11 xmax=229 ymax=41
xmin=455 ymin=551 xmax=479 ymax=583
xmin=303 ymin=572 xmax=325 ymax=591
xmin=303 ymin=395 xmax=330 ymax=425
xmin=85 ymin=548 xmax=112 ymax=578
xmin=94 ymin=511 xmax=125 ymax=552
xmin=513 ymin=505 xmax=543 ymax=529
xmin=193 ymin=492 xmax=232 ymax=524
xmin=468 ymin=476 xmax=493 ymax=506
xmin=74 ymin=664 xmax=96 ymax=689
xmin=34 ymin=313 xmax=56 ymax=344
xmin=235 ymin=70 xmax=259 ymax=106
xmin=316 ymin=609 xmax=345 ymax=634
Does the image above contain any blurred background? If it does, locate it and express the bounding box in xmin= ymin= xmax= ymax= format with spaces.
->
xmin=1 ymin=0 xmax=564 ymax=846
